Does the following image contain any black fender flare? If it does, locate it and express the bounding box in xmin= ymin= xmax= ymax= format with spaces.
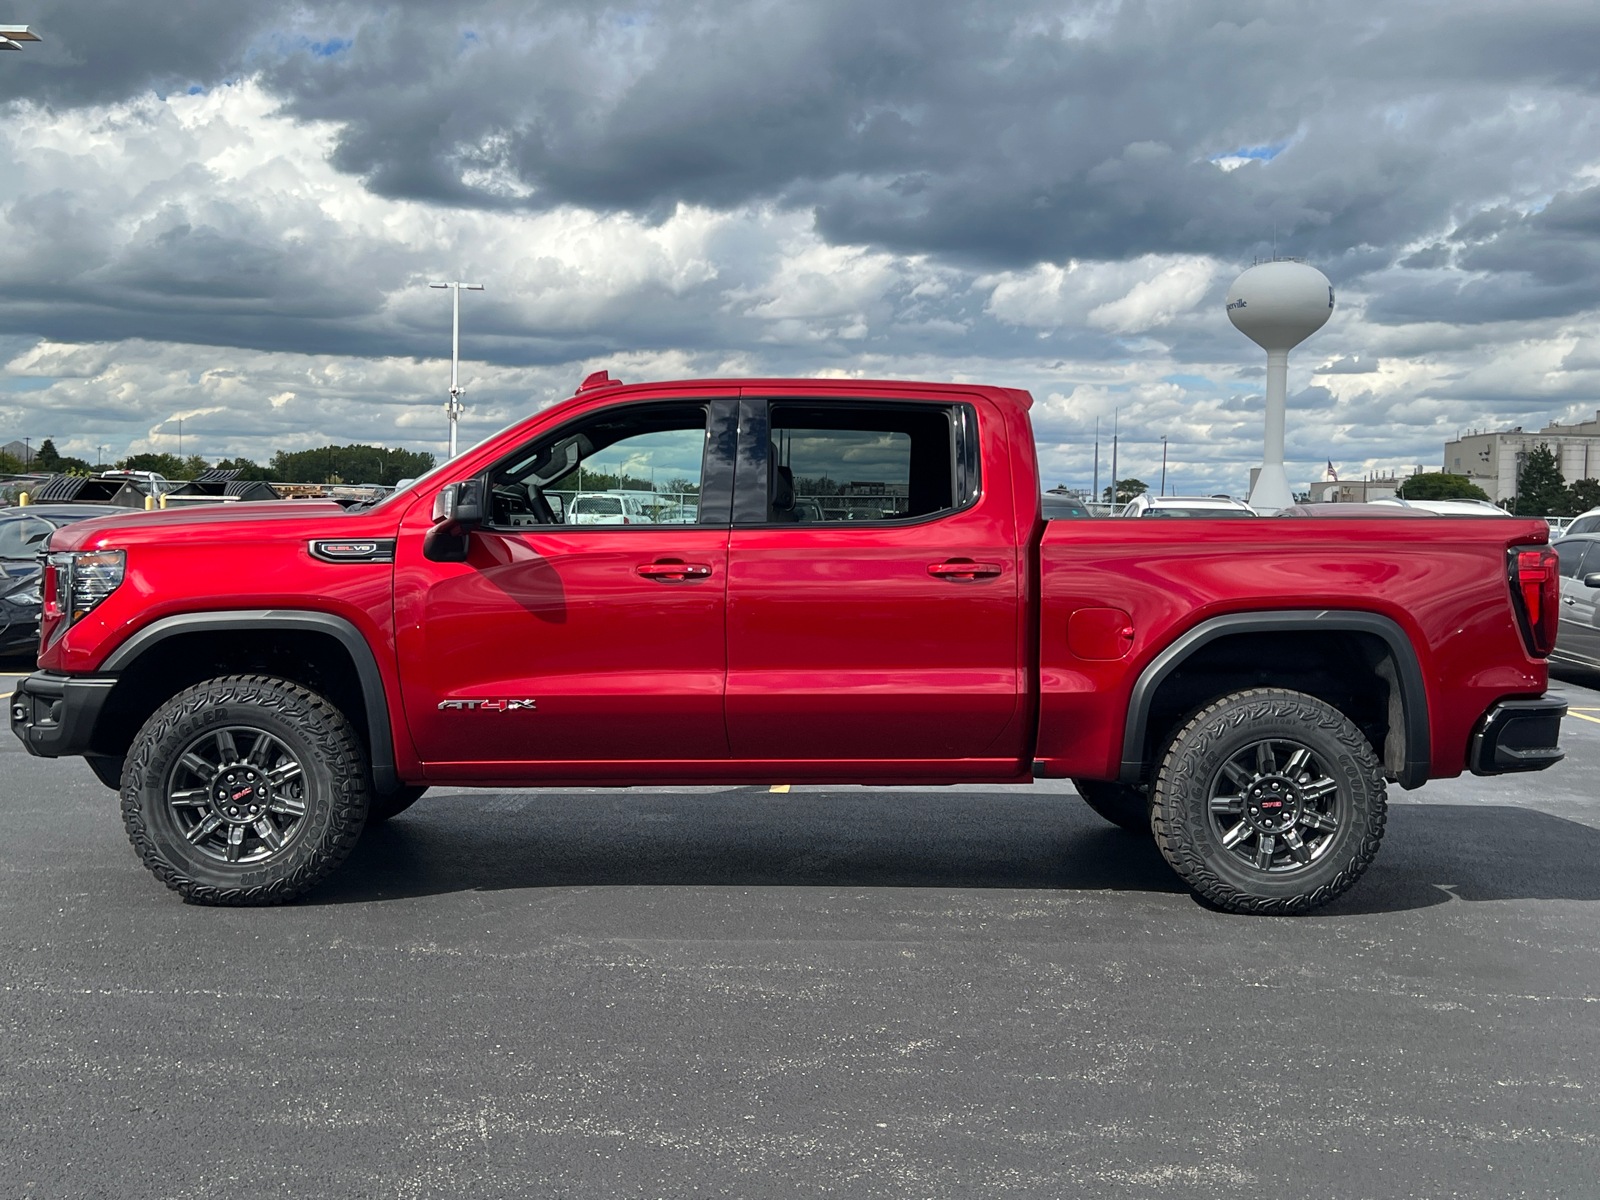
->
xmin=101 ymin=609 xmax=400 ymax=794
xmin=1118 ymin=609 xmax=1430 ymax=790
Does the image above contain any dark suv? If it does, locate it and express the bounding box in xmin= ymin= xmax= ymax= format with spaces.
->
xmin=0 ymin=505 xmax=125 ymax=657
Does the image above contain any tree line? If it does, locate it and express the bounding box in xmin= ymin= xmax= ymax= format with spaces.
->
xmin=0 ymin=439 xmax=435 ymax=487
xmin=1392 ymin=449 xmax=1600 ymax=514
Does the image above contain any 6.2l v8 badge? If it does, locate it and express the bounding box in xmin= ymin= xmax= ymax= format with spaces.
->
xmin=437 ymin=699 xmax=538 ymax=712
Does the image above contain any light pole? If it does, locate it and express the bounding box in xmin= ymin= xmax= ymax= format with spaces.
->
xmin=1160 ymin=436 xmax=1168 ymax=496
xmin=429 ymin=281 xmax=485 ymax=459
xmin=0 ymin=25 xmax=42 ymax=51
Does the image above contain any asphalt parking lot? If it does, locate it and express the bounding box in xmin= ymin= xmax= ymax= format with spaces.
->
xmin=3 ymin=671 xmax=1599 ymax=1199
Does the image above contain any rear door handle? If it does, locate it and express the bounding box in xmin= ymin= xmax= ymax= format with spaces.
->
xmin=637 ymin=560 xmax=712 ymax=581
xmin=1565 ymin=596 xmax=1577 ymax=606
xmin=928 ymin=560 xmax=1002 ymax=580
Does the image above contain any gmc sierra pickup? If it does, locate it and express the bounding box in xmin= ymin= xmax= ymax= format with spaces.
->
xmin=10 ymin=374 xmax=1567 ymax=913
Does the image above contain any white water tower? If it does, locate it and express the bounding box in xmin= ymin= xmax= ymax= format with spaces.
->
xmin=1226 ymin=259 xmax=1335 ymax=512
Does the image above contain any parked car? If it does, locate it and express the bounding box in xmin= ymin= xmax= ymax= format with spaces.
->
xmin=566 ymin=492 xmax=650 ymax=524
xmin=11 ymin=375 xmax=1565 ymax=915
xmin=1370 ymin=498 xmax=1512 ymax=516
xmin=1119 ymin=494 xmax=1258 ymax=518
xmin=1566 ymin=507 xmax=1600 ymax=536
xmin=0 ymin=504 xmax=126 ymax=657
xmin=1551 ymin=534 xmax=1600 ymax=670
xmin=1277 ymin=503 xmax=1440 ymax=519
xmin=1042 ymin=495 xmax=1095 ymax=519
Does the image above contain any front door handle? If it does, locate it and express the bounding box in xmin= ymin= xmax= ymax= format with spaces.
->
xmin=1565 ymin=596 xmax=1577 ymax=606
xmin=928 ymin=559 xmax=1002 ymax=581
xmin=637 ymin=560 xmax=713 ymax=581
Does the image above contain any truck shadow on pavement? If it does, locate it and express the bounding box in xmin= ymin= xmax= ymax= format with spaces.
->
xmin=313 ymin=792 xmax=1600 ymax=913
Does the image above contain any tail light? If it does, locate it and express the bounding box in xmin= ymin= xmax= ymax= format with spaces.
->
xmin=1508 ymin=545 xmax=1559 ymax=658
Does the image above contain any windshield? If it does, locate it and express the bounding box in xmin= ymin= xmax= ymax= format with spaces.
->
xmin=0 ymin=516 xmax=55 ymax=559
xmin=1141 ymin=507 xmax=1255 ymax=518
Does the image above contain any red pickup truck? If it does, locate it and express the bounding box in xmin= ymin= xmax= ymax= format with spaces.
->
xmin=10 ymin=375 xmax=1567 ymax=913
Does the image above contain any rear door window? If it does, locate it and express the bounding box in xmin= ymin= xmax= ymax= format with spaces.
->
xmin=1557 ymin=540 xmax=1591 ymax=579
xmin=759 ymin=401 xmax=977 ymax=524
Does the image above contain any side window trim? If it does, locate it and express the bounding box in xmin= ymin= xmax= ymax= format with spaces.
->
xmin=732 ymin=397 xmax=981 ymax=528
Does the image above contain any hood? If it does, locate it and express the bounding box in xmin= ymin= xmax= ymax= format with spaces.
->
xmin=44 ymin=501 xmax=358 ymax=553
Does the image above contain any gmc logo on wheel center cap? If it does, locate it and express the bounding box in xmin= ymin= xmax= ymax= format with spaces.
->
xmin=437 ymin=699 xmax=538 ymax=712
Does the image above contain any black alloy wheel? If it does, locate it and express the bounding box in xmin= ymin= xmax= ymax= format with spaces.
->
xmin=1151 ymin=688 xmax=1386 ymax=914
xmin=164 ymin=726 xmax=309 ymax=863
xmin=121 ymin=675 xmax=370 ymax=905
xmin=1205 ymin=739 xmax=1342 ymax=874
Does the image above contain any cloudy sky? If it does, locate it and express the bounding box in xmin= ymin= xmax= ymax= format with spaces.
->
xmin=3 ymin=0 xmax=1600 ymax=494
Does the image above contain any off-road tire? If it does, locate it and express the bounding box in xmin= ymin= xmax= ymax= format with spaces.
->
xmin=368 ymin=785 xmax=428 ymax=823
xmin=1073 ymin=778 xmax=1152 ymax=834
xmin=120 ymin=675 xmax=369 ymax=906
xmin=1151 ymin=688 xmax=1386 ymax=915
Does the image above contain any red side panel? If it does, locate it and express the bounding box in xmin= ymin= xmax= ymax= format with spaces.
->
xmin=1036 ymin=517 xmax=1549 ymax=781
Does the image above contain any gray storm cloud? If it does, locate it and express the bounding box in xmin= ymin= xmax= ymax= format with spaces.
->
xmin=2 ymin=0 xmax=1600 ymax=492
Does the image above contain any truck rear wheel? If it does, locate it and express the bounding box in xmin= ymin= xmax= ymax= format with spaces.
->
xmin=1072 ymin=779 xmax=1151 ymax=834
xmin=120 ymin=675 xmax=370 ymax=906
xmin=1150 ymin=688 xmax=1386 ymax=915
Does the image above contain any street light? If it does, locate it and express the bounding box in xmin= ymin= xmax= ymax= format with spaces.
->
xmin=429 ymin=281 xmax=485 ymax=459
xmin=0 ymin=25 xmax=42 ymax=51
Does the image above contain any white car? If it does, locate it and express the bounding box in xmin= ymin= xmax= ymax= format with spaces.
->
xmin=1369 ymin=498 xmax=1513 ymax=516
xmin=1118 ymin=494 xmax=1258 ymax=518
xmin=1565 ymin=507 xmax=1600 ymax=536
xmin=566 ymin=492 xmax=650 ymax=525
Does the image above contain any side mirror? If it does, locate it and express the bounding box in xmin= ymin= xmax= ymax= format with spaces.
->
xmin=431 ymin=484 xmax=458 ymax=524
xmin=1584 ymin=572 xmax=1600 ymax=589
xmin=424 ymin=478 xmax=485 ymax=563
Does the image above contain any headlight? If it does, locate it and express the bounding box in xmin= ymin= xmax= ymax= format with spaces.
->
xmin=44 ymin=550 xmax=126 ymax=634
xmin=5 ymin=586 xmax=41 ymax=606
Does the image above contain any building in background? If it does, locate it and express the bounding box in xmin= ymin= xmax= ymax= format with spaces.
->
xmin=1306 ymin=471 xmax=1410 ymax=504
xmin=1445 ymin=413 xmax=1600 ymax=502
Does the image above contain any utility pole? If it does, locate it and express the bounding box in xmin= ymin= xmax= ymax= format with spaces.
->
xmin=1160 ymin=436 xmax=1168 ymax=496
xmin=1110 ymin=408 xmax=1119 ymax=509
xmin=429 ymin=280 xmax=485 ymax=458
xmin=1092 ymin=417 xmax=1099 ymax=507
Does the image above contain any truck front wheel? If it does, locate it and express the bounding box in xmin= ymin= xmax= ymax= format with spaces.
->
xmin=120 ymin=675 xmax=370 ymax=906
xmin=1150 ymin=688 xmax=1386 ymax=915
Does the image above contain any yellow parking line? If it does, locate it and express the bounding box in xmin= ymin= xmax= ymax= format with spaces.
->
xmin=1567 ymin=712 xmax=1600 ymax=726
xmin=769 ymin=784 xmax=791 ymax=793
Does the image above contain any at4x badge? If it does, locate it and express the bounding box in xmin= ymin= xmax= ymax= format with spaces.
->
xmin=437 ymin=699 xmax=538 ymax=712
